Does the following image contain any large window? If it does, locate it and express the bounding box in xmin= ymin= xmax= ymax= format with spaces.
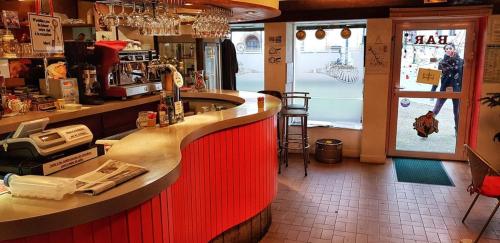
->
xmin=231 ymin=24 xmax=265 ymax=92
xmin=294 ymin=22 xmax=366 ymax=127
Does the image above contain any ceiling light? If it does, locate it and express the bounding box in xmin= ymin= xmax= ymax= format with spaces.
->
xmin=184 ymin=2 xmax=193 ymax=6
xmin=423 ymin=0 xmax=447 ymax=3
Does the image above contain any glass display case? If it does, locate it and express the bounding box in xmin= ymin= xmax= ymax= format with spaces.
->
xmin=204 ymin=42 xmax=221 ymax=90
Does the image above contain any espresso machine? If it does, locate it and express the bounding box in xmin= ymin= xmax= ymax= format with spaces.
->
xmin=64 ymin=41 xmax=104 ymax=105
xmin=95 ymin=45 xmax=162 ymax=99
xmin=81 ymin=64 xmax=104 ymax=105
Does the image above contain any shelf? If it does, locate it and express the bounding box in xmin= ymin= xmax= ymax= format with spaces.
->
xmin=0 ymin=56 xmax=65 ymax=60
xmin=62 ymin=23 xmax=95 ymax=28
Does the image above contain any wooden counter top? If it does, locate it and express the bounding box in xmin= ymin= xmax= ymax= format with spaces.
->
xmin=0 ymin=90 xmax=281 ymax=240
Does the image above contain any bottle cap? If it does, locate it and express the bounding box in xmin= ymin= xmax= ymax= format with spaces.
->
xmin=3 ymin=173 xmax=14 ymax=187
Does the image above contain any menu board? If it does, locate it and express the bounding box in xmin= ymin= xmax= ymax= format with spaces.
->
xmin=28 ymin=13 xmax=64 ymax=54
xmin=484 ymin=45 xmax=500 ymax=83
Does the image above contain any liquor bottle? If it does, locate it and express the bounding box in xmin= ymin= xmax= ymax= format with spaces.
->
xmin=158 ymin=91 xmax=168 ymax=127
xmin=166 ymin=95 xmax=176 ymax=125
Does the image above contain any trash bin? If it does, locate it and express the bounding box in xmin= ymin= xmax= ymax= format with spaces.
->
xmin=315 ymin=139 xmax=342 ymax=163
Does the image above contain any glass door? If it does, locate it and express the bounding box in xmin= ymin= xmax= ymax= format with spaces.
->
xmin=388 ymin=21 xmax=477 ymax=161
xmin=204 ymin=42 xmax=221 ymax=89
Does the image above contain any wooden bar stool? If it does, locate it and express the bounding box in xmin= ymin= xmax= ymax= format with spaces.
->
xmin=281 ymin=93 xmax=311 ymax=176
xmin=258 ymin=90 xmax=283 ymax=174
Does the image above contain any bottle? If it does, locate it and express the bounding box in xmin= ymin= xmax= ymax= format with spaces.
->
xmin=166 ymin=95 xmax=176 ymax=125
xmin=158 ymin=91 xmax=169 ymax=127
xmin=3 ymin=173 xmax=76 ymax=200
xmin=0 ymin=93 xmax=3 ymax=119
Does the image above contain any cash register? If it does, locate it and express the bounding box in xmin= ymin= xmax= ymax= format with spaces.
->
xmin=0 ymin=118 xmax=104 ymax=176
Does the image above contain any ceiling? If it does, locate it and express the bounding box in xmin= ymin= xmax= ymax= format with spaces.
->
xmin=278 ymin=0 xmax=422 ymax=11
xmin=278 ymin=0 xmax=498 ymax=10
xmin=258 ymin=0 xmax=500 ymax=22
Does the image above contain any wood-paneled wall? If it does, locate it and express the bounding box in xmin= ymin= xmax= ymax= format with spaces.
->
xmin=0 ymin=0 xmax=77 ymax=21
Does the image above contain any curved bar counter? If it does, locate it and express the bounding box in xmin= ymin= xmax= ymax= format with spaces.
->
xmin=0 ymin=90 xmax=281 ymax=242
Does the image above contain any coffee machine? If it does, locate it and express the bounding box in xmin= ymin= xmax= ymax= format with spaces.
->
xmin=95 ymin=46 xmax=162 ymax=99
xmin=64 ymin=41 xmax=104 ymax=105
xmin=80 ymin=64 xmax=104 ymax=105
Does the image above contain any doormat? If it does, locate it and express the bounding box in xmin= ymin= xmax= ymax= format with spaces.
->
xmin=393 ymin=158 xmax=454 ymax=186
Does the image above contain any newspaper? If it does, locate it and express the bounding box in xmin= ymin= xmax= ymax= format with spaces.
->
xmin=0 ymin=180 xmax=8 ymax=195
xmin=76 ymin=159 xmax=148 ymax=196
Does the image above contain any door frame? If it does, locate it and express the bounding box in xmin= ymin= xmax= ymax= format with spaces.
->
xmin=387 ymin=19 xmax=478 ymax=161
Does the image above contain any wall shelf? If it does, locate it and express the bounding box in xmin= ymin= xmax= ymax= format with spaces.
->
xmin=0 ymin=56 xmax=65 ymax=60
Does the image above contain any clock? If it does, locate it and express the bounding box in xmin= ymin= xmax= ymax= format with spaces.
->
xmin=341 ymin=26 xmax=351 ymax=39
xmin=296 ymin=30 xmax=306 ymax=40
xmin=315 ymin=28 xmax=325 ymax=40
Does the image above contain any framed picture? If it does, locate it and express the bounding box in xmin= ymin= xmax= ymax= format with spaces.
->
xmin=2 ymin=10 xmax=20 ymax=29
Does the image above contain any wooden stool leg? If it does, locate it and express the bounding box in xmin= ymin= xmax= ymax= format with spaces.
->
xmin=283 ymin=116 xmax=289 ymax=167
xmin=301 ymin=116 xmax=308 ymax=177
xmin=277 ymin=115 xmax=282 ymax=174
xmin=304 ymin=115 xmax=310 ymax=164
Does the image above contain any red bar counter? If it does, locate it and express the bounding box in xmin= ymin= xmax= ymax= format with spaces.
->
xmin=0 ymin=90 xmax=281 ymax=243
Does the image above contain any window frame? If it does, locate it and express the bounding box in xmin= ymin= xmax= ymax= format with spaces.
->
xmin=291 ymin=22 xmax=367 ymax=127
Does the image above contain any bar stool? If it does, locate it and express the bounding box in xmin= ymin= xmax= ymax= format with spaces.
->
xmin=258 ymin=90 xmax=283 ymax=174
xmin=281 ymin=93 xmax=310 ymax=176
xmin=282 ymin=92 xmax=309 ymax=110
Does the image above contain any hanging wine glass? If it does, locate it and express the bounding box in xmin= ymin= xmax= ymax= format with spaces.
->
xmin=126 ymin=3 xmax=138 ymax=27
xmin=132 ymin=3 xmax=144 ymax=28
xmin=117 ymin=2 xmax=128 ymax=27
xmin=105 ymin=3 xmax=119 ymax=28
xmin=172 ymin=6 xmax=181 ymax=36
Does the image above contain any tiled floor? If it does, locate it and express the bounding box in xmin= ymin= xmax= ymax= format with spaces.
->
xmin=261 ymin=155 xmax=500 ymax=243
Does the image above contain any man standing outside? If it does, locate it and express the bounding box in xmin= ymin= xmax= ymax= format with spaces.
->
xmin=431 ymin=43 xmax=463 ymax=133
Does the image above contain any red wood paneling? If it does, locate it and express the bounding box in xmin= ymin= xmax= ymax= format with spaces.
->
xmin=92 ymin=217 xmax=111 ymax=243
xmin=110 ymin=212 xmax=129 ymax=243
xmin=126 ymin=206 xmax=142 ymax=243
xmin=72 ymin=223 xmax=93 ymax=243
xmin=6 ymin=116 xmax=278 ymax=243
xmin=48 ymin=228 xmax=73 ymax=243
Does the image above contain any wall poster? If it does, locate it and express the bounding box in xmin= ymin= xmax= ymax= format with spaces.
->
xmin=28 ymin=13 xmax=64 ymax=54
xmin=267 ymin=35 xmax=283 ymax=64
xmin=365 ymin=35 xmax=390 ymax=74
xmin=484 ymin=44 xmax=500 ymax=83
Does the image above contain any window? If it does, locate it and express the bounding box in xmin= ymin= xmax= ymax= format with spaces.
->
xmin=293 ymin=22 xmax=366 ymax=127
xmin=231 ymin=24 xmax=265 ymax=92
xmin=245 ymin=35 xmax=261 ymax=51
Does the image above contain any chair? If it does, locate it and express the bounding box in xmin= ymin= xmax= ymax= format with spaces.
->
xmin=282 ymin=92 xmax=310 ymax=110
xmin=462 ymin=144 xmax=500 ymax=243
xmin=258 ymin=90 xmax=283 ymax=173
xmin=280 ymin=92 xmax=311 ymax=176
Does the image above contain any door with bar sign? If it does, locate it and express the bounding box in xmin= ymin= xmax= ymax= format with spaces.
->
xmin=388 ymin=20 xmax=477 ymax=161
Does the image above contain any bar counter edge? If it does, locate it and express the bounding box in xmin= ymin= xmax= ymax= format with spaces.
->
xmin=0 ymin=90 xmax=281 ymax=242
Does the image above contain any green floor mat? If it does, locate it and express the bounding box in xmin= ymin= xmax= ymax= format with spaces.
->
xmin=393 ymin=158 xmax=454 ymax=186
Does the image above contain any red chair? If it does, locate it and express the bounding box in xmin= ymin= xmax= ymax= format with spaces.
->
xmin=462 ymin=144 xmax=500 ymax=243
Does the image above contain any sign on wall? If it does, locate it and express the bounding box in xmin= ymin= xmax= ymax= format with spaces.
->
xmin=28 ymin=13 xmax=64 ymax=54
xmin=484 ymin=45 xmax=500 ymax=83
xmin=267 ymin=35 xmax=283 ymax=64
xmin=365 ymin=35 xmax=390 ymax=74
xmin=416 ymin=68 xmax=441 ymax=85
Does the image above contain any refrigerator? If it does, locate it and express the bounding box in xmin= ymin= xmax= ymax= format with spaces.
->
xmin=203 ymin=42 xmax=221 ymax=90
